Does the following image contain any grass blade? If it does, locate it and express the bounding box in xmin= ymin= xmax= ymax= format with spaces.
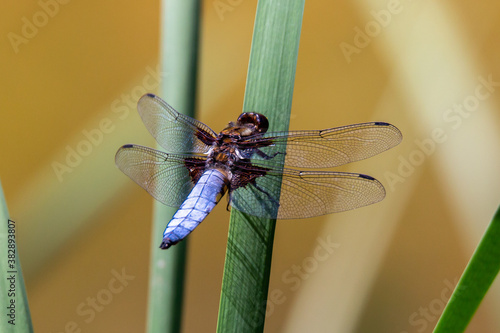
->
xmin=146 ymin=1 xmax=200 ymax=332
xmin=0 ymin=180 xmax=33 ymax=332
xmin=433 ymin=205 xmax=500 ymax=332
xmin=217 ymin=0 xmax=305 ymax=331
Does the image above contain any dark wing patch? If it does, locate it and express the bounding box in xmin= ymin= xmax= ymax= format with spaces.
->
xmin=185 ymin=157 xmax=206 ymax=184
xmin=230 ymin=163 xmax=270 ymax=191
xmin=115 ymin=144 xmax=206 ymax=207
xmin=137 ymin=94 xmax=216 ymax=153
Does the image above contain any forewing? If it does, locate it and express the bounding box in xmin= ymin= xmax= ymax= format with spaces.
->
xmin=230 ymin=164 xmax=385 ymax=219
xmin=137 ymin=93 xmax=217 ymax=153
xmin=245 ymin=122 xmax=402 ymax=168
xmin=115 ymin=144 xmax=206 ymax=207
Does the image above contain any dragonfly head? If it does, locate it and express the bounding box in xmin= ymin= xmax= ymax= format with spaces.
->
xmin=236 ymin=112 xmax=269 ymax=135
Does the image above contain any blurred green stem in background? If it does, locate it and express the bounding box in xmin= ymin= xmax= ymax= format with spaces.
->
xmin=146 ymin=1 xmax=200 ymax=332
xmin=433 ymin=205 xmax=500 ymax=333
xmin=216 ymin=0 xmax=305 ymax=332
xmin=0 ymin=180 xmax=33 ymax=332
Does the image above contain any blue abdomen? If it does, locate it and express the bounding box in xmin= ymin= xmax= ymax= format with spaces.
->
xmin=160 ymin=169 xmax=228 ymax=249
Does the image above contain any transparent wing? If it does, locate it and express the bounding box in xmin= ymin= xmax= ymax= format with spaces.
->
xmin=244 ymin=122 xmax=402 ymax=168
xmin=137 ymin=93 xmax=217 ymax=153
xmin=115 ymin=144 xmax=207 ymax=207
xmin=230 ymin=163 xmax=385 ymax=219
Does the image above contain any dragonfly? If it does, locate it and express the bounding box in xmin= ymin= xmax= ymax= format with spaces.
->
xmin=115 ymin=93 xmax=402 ymax=249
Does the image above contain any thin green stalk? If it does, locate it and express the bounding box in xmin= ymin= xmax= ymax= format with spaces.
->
xmin=217 ymin=0 xmax=305 ymax=331
xmin=146 ymin=1 xmax=200 ymax=332
xmin=0 ymin=180 xmax=33 ymax=332
xmin=433 ymin=205 xmax=500 ymax=332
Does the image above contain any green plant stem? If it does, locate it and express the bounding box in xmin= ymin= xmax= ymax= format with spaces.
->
xmin=433 ymin=205 xmax=500 ymax=332
xmin=146 ymin=1 xmax=200 ymax=332
xmin=216 ymin=0 xmax=305 ymax=332
xmin=0 ymin=180 xmax=33 ymax=332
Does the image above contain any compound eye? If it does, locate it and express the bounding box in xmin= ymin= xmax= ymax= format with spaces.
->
xmin=237 ymin=112 xmax=269 ymax=133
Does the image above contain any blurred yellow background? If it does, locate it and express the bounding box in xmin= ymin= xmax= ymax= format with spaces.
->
xmin=1 ymin=0 xmax=500 ymax=332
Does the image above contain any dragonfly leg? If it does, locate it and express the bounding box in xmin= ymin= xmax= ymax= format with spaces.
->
xmin=226 ymin=191 xmax=232 ymax=211
xmin=252 ymin=182 xmax=280 ymax=207
xmin=255 ymin=149 xmax=285 ymax=160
